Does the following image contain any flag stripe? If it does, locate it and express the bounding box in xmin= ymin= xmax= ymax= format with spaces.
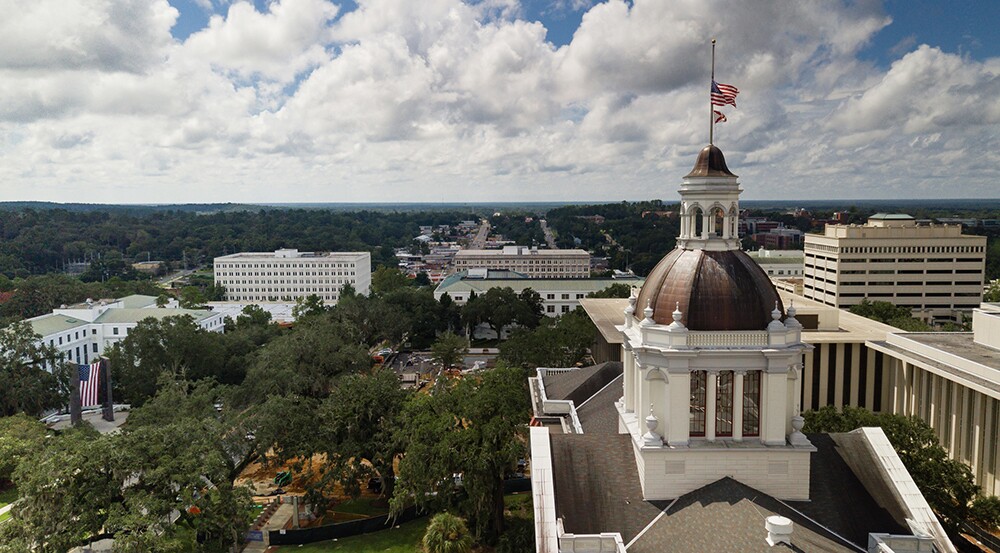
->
xmin=711 ymin=80 xmax=739 ymax=107
xmin=79 ymin=360 xmax=102 ymax=407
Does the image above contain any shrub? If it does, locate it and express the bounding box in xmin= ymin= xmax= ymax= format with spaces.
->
xmin=423 ymin=512 xmax=473 ymax=553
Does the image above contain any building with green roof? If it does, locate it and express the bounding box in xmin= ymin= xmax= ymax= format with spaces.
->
xmin=24 ymin=294 xmax=225 ymax=370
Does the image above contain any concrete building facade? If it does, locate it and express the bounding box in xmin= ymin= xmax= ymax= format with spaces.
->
xmin=869 ymin=303 xmax=1000 ymax=496
xmin=452 ymin=246 xmax=590 ymax=278
xmin=803 ymin=214 xmax=986 ymax=324
xmin=214 ymin=249 xmax=371 ymax=303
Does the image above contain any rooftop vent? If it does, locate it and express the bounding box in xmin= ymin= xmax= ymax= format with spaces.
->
xmin=765 ymin=516 xmax=792 ymax=547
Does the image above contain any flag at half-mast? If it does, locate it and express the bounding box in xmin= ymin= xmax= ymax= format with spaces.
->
xmin=711 ymin=80 xmax=739 ymax=108
xmin=79 ymin=360 xmax=102 ymax=408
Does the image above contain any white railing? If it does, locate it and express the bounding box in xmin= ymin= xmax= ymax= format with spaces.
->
xmin=687 ymin=331 xmax=769 ymax=347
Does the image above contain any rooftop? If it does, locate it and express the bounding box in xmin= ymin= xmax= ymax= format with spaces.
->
xmin=579 ymin=291 xmax=898 ymax=346
xmin=215 ymin=250 xmax=369 ymax=260
xmin=545 ymin=431 xmax=904 ymax=553
xmin=436 ymin=274 xmax=643 ymax=294
xmin=94 ymin=307 xmax=216 ymax=325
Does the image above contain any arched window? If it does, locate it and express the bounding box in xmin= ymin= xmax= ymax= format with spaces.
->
xmin=690 ymin=371 xmax=706 ymax=436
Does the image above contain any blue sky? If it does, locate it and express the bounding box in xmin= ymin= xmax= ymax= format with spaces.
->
xmin=168 ymin=0 xmax=1000 ymax=62
xmin=2 ymin=0 xmax=998 ymax=203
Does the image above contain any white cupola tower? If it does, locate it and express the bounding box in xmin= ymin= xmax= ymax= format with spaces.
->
xmin=617 ymin=144 xmax=814 ymax=502
xmin=676 ymin=144 xmax=742 ymax=252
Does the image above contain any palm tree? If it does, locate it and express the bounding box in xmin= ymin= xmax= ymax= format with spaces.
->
xmin=423 ymin=512 xmax=473 ymax=553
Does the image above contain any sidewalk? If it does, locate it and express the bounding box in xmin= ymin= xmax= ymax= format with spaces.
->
xmin=242 ymin=502 xmax=295 ymax=553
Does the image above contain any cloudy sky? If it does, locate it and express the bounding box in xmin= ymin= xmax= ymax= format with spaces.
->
xmin=1 ymin=0 xmax=997 ymax=204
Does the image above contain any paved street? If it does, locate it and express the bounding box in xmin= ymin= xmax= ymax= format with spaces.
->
xmin=539 ymin=219 xmax=558 ymax=249
xmin=471 ymin=219 xmax=491 ymax=248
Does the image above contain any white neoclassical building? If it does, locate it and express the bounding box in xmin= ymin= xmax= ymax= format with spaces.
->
xmin=618 ymin=145 xmax=814 ymax=500
xmin=529 ymin=144 xmax=952 ymax=553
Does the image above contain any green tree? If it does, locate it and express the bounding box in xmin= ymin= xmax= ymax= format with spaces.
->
xmin=499 ymin=310 xmax=594 ymax=368
xmin=2 ymin=425 xmax=120 ymax=553
xmin=0 ymin=413 xmax=49 ymax=486
xmin=393 ymin=365 xmax=530 ymax=543
xmin=315 ymin=369 xmax=410 ymax=499
xmin=849 ymin=299 xmax=931 ymax=331
xmin=371 ymin=266 xmax=411 ymax=296
xmin=105 ymin=316 xmax=225 ymax=406
xmin=803 ymin=405 xmax=980 ymax=530
xmin=179 ymin=286 xmax=207 ymax=309
xmin=431 ymin=332 xmax=468 ymax=369
xmin=423 ymin=512 xmax=473 ymax=553
xmin=0 ymin=321 xmax=71 ymax=416
xmin=586 ymin=282 xmax=634 ymax=299
xmin=985 ymin=279 xmax=1000 ymax=303
xmin=234 ymin=303 xmax=272 ymax=329
xmin=292 ymin=294 xmax=326 ymax=320
xmin=236 ymin=316 xmax=370 ymax=401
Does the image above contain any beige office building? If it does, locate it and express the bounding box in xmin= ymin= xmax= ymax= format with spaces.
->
xmin=803 ymin=214 xmax=986 ymax=324
xmin=214 ymin=249 xmax=371 ymax=303
xmin=453 ymin=246 xmax=590 ymax=278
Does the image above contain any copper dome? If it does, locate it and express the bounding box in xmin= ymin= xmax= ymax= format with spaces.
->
xmin=684 ymin=144 xmax=737 ymax=178
xmin=635 ymin=248 xmax=783 ymax=330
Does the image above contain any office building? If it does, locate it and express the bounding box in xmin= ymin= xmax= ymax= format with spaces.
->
xmin=747 ymin=248 xmax=804 ymax=278
xmin=214 ymin=249 xmax=371 ymax=303
xmin=803 ymin=214 xmax=986 ymax=324
xmin=25 ymin=295 xmax=225 ymax=369
xmin=452 ymin=246 xmax=590 ymax=278
xmin=434 ymin=268 xmax=642 ymax=317
xmin=869 ymin=302 xmax=1000 ymax=495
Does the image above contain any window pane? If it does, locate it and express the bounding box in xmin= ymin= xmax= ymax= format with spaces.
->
xmin=743 ymin=371 xmax=761 ymax=437
xmin=716 ymin=371 xmax=734 ymax=437
xmin=690 ymin=371 xmax=706 ymax=436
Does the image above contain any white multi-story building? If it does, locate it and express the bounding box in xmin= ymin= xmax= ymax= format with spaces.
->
xmin=803 ymin=214 xmax=986 ymax=324
xmin=25 ymin=294 xmax=225 ymax=369
xmin=434 ymin=268 xmax=642 ymax=317
xmin=453 ymin=246 xmax=590 ymax=278
xmin=747 ymin=248 xmax=804 ymax=277
xmin=214 ymin=249 xmax=371 ymax=303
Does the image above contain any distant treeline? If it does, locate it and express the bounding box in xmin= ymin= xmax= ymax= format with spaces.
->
xmin=0 ymin=208 xmax=477 ymax=277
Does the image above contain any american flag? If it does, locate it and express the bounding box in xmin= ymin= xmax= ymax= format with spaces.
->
xmin=79 ymin=360 xmax=102 ymax=408
xmin=711 ymin=80 xmax=739 ymax=108
xmin=714 ymin=110 xmax=727 ymax=123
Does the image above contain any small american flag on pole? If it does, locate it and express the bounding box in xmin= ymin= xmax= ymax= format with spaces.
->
xmin=711 ymin=80 xmax=739 ymax=108
xmin=79 ymin=361 xmax=102 ymax=408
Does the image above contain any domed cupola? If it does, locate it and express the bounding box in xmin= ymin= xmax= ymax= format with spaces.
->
xmin=634 ymin=144 xmax=783 ymax=329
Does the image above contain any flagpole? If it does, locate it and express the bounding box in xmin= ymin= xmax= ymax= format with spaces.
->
xmin=710 ymin=39 xmax=716 ymax=145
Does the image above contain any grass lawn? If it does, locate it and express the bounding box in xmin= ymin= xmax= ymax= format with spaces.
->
xmin=332 ymin=497 xmax=389 ymax=517
xmin=0 ymin=487 xmax=17 ymax=508
xmin=0 ymin=511 xmax=10 ymax=523
xmin=273 ymin=517 xmax=427 ymax=552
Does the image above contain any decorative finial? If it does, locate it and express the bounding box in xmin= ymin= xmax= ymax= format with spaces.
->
xmin=772 ymin=301 xmax=781 ymax=320
xmin=643 ymin=299 xmax=654 ymax=320
xmin=672 ymin=302 xmax=682 ymax=323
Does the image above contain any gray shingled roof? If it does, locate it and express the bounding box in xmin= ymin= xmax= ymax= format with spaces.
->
xmin=541 ymin=361 xmax=622 ymax=405
xmin=549 ymin=433 xmax=904 ymax=553
xmin=576 ymin=374 xmax=622 ymax=435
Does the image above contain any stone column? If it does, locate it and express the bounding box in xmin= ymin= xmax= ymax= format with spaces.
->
xmin=667 ymin=371 xmax=691 ymax=446
xmin=702 ymin=213 xmax=710 ymax=240
xmin=733 ymin=371 xmax=745 ymax=442
xmin=638 ymin=365 xmax=650 ymax=423
xmin=706 ymin=370 xmax=717 ymax=442
xmin=722 ymin=215 xmax=731 ymax=239
xmin=624 ymin=350 xmax=634 ymax=412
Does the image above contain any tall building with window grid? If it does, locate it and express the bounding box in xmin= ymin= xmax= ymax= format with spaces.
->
xmin=214 ymin=249 xmax=371 ymax=303
xmin=803 ymin=214 xmax=986 ymax=324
